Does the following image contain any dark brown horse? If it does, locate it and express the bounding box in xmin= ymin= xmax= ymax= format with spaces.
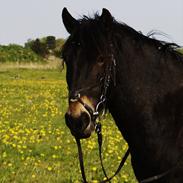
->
xmin=62 ymin=8 xmax=183 ymax=183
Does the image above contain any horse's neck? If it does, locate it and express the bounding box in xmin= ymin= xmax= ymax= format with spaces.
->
xmin=107 ymin=26 xmax=183 ymax=182
xmin=108 ymin=41 xmax=183 ymax=156
xmin=108 ymin=86 xmax=153 ymax=149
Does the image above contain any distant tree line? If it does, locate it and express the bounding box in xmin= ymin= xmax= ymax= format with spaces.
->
xmin=0 ymin=36 xmax=65 ymax=63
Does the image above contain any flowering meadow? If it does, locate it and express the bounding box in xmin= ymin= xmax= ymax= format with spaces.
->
xmin=0 ymin=68 xmax=137 ymax=183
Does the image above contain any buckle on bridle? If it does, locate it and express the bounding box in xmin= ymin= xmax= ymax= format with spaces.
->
xmin=69 ymin=93 xmax=81 ymax=102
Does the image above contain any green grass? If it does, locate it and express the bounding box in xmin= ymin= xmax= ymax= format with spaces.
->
xmin=0 ymin=68 xmax=137 ymax=183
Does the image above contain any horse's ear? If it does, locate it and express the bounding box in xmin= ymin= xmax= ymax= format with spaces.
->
xmin=62 ymin=7 xmax=79 ymax=34
xmin=100 ymin=8 xmax=113 ymax=26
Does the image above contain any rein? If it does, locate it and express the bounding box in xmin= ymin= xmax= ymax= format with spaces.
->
xmin=75 ymin=123 xmax=130 ymax=183
xmin=75 ymin=97 xmax=130 ymax=183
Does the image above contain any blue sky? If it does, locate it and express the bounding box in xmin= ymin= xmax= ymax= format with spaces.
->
xmin=0 ymin=0 xmax=183 ymax=46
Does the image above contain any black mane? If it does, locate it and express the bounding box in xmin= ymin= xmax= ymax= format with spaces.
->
xmin=63 ymin=13 xmax=183 ymax=62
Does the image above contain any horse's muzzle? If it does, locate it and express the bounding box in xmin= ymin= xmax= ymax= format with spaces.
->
xmin=65 ymin=96 xmax=96 ymax=139
xmin=65 ymin=112 xmax=95 ymax=139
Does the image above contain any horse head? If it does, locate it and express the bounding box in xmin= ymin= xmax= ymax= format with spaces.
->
xmin=62 ymin=8 xmax=115 ymax=139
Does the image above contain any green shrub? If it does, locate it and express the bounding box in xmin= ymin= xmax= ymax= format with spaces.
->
xmin=30 ymin=39 xmax=48 ymax=58
xmin=25 ymin=37 xmax=65 ymax=59
xmin=46 ymin=36 xmax=56 ymax=50
xmin=0 ymin=44 xmax=44 ymax=63
xmin=54 ymin=38 xmax=65 ymax=58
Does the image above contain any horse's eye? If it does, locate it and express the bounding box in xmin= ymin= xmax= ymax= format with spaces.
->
xmin=71 ymin=41 xmax=81 ymax=47
xmin=77 ymin=42 xmax=81 ymax=46
xmin=97 ymin=57 xmax=105 ymax=66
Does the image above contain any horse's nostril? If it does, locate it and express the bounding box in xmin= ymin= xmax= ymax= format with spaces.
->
xmin=80 ymin=112 xmax=90 ymax=129
xmin=65 ymin=112 xmax=90 ymax=133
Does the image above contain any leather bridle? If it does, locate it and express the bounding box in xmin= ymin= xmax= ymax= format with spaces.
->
xmin=68 ymin=49 xmax=130 ymax=183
